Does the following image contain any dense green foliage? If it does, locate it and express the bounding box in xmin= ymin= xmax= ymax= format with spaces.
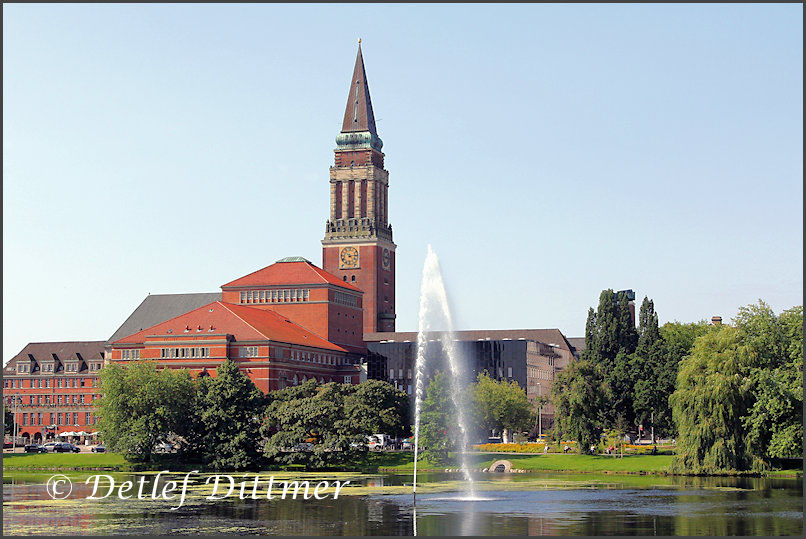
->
xmin=472 ymin=371 xmax=535 ymax=441
xmin=670 ymin=301 xmax=803 ymax=473
xmin=187 ymin=359 xmax=267 ymax=470
xmin=261 ymin=379 xmax=409 ymax=467
xmin=572 ymin=291 xmax=709 ymax=442
xmin=418 ymin=371 xmax=453 ymax=464
xmin=551 ymin=360 xmax=607 ymax=453
xmin=4 ymin=406 xmax=15 ymax=435
xmin=96 ymin=362 xmax=195 ymax=462
xmin=670 ymin=327 xmax=753 ymax=472
xmin=344 ymin=379 xmax=411 ymax=438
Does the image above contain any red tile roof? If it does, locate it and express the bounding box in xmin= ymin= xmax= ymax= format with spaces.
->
xmin=113 ymin=301 xmax=347 ymax=352
xmin=221 ymin=259 xmax=362 ymax=293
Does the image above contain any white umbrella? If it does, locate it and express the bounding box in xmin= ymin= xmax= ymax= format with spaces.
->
xmin=88 ymin=431 xmax=100 ymax=436
xmin=75 ymin=431 xmax=89 ymax=436
xmin=59 ymin=432 xmax=74 ymax=437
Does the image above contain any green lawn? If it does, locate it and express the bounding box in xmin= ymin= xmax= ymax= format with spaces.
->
xmin=481 ymin=453 xmax=674 ymax=473
xmin=2 ymin=452 xmax=132 ymax=471
xmin=376 ymin=452 xmax=674 ymax=474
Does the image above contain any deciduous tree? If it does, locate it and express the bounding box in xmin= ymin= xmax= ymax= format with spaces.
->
xmin=471 ymin=371 xmax=535 ymax=442
xmin=96 ymin=361 xmax=194 ymax=463
xmin=551 ymin=360 xmax=607 ymax=453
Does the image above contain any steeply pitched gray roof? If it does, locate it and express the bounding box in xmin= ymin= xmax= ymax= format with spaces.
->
xmin=4 ymin=341 xmax=106 ymax=374
xmin=106 ymin=292 xmax=221 ymax=345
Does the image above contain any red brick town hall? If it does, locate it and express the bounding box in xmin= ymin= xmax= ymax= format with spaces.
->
xmin=3 ymin=45 xmax=585 ymax=445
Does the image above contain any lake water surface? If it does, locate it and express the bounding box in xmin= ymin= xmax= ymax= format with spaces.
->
xmin=3 ymin=471 xmax=802 ymax=535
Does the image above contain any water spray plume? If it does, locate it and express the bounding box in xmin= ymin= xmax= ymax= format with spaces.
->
xmin=413 ymin=245 xmax=475 ymax=505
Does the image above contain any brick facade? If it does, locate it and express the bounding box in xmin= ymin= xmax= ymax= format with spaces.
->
xmin=3 ymin=342 xmax=104 ymax=442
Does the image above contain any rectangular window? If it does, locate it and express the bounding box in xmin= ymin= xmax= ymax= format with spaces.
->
xmin=38 ymin=413 xmax=43 ymax=425
xmin=284 ymin=289 xmax=290 ymax=302
xmin=50 ymin=413 xmax=55 ymax=426
xmin=57 ymin=413 xmax=63 ymax=425
xmin=22 ymin=413 xmax=28 ymax=426
xmin=73 ymin=412 xmax=79 ymax=425
xmin=240 ymin=291 xmax=247 ymax=303
xmin=85 ymin=412 xmax=91 ymax=424
xmin=17 ymin=364 xmax=27 ymax=373
xmin=389 ymin=369 xmax=395 ymax=380
xmin=344 ymin=376 xmax=352 ymax=384
xmin=508 ymin=367 xmax=513 ymax=378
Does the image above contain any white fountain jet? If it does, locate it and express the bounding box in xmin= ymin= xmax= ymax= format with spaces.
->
xmin=412 ymin=245 xmax=475 ymax=502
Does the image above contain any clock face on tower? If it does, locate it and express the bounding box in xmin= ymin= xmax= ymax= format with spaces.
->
xmin=339 ymin=246 xmax=360 ymax=269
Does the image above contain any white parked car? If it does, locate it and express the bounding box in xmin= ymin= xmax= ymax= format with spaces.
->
xmin=42 ymin=442 xmax=59 ymax=452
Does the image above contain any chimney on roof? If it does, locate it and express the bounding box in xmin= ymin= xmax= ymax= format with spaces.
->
xmin=711 ymin=316 xmax=722 ymax=326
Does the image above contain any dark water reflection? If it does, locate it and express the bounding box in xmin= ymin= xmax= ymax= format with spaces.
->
xmin=3 ymin=472 xmax=802 ymax=535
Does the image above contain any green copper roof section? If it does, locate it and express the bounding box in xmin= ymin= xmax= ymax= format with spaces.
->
xmin=336 ymin=130 xmax=383 ymax=152
xmin=276 ymin=256 xmax=311 ymax=263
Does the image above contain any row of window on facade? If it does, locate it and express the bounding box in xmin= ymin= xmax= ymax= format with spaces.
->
xmin=4 ymin=377 xmax=97 ymax=389
xmin=240 ymin=289 xmax=310 ymax=304
xmin=289 ymin=349 xmax=344 ymax=366
xmin=17 ymin=411 xmax=97 ymax=426
xmin=238 ymin=346 xmax=346 ymax=366
xmin=16 ymin=362 xmax=101 ymax=373
xmin=333 ymin=291 xmax=359 ymax=307
xmin=388 ymin=368 xmax=413 ymax=380
xmin=159 ymin=347 xmax=211 ymax=359
xmin=528 ymin=366 xmax=553 ymax=380
xmin=287 ymin=373 xmax=352 ymax=385
xmin=6 ymin=393 xmax=100 ymax=406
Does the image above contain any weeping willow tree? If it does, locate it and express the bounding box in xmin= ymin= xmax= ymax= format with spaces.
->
xmin=669 ymin=326 xmax=753 ymax=473
xmin=670 ymin=301 xmax=803 ymax=473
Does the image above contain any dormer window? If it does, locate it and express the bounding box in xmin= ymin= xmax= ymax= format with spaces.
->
xmin=17 ymin=364 xmax=28 ymax=373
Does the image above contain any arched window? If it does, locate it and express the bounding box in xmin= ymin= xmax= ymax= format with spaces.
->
xmin=351 ymin=275 xmax=356 ymax=282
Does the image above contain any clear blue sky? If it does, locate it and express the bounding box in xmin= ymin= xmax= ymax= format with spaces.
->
xmin=3 ymin=4 xmax=802 ymax=363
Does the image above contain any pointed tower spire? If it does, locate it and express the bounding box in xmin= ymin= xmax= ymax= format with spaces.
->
xmin=341 ymin=42 xmax=378 ymax=135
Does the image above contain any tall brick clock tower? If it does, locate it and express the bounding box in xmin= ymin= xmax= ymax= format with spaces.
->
xmin=323 ymin=43 xmax=396 ymax=335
